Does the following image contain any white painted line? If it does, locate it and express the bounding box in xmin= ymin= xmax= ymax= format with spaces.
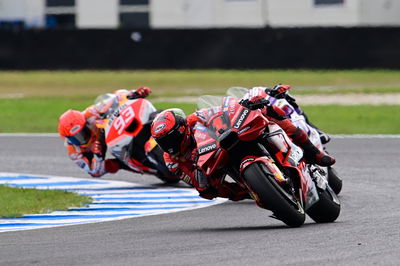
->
xmin=332 ymin=134 xmax=400 ymax=139
xmin=0 ymin=173 xmax=226 ymax=233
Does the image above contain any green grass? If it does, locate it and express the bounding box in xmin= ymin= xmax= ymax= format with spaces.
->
xmin=1 ymin=99 xmax=397 ymax=134
xmin=0 ymin=97 xmax=93 ymax=132
xmin=302 ymin=105 xmax=400 ymax=134
xmin=0 ymin=70 xmax=399 ymax=134
xmin=0 ymin=185 xmax=92 ymax=218
xmin=1 ymin=70 xmax=400 ymax=97
xmin=156 ymin=103 xmax=400 ymax=134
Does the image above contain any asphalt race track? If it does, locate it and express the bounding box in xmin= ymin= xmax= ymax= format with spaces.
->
xmin=0 ymin=135 xmax=399 ymax=265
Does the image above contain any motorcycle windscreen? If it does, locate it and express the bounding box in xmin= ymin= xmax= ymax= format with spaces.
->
xmin=226 ymin=87 xmax=248 ymax=99
xmin=197 ymin=95 xmax=224 ymax=110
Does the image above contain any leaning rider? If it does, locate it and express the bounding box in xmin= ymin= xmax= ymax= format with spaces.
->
xmin=150 ymin=92 xmax=335 ymax=200
xmin=263 ymin=84 xmax=331 ymax=144
xmin=58 ymin=86 xmax=151 ymax=177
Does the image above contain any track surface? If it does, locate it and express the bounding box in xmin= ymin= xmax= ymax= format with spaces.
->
xmin=0 ymin=135 xmax=399 ymax=265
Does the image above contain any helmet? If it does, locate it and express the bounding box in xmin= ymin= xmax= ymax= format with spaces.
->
xmin=151 ymin=109 xmax=191 ymax=156
xmin=58 ymin=110 xmax=91 ymax=145
xmin=94 ymin=93 xmax=119 ymax=118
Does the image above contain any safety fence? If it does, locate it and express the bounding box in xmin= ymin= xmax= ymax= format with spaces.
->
xmin=0 ymin=27 xmax=399 ymax=69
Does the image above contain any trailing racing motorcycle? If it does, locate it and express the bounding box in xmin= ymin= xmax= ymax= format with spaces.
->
xmin=227 ymin=86 xmax=343 ymax=195
xmin=195 ymin=94 xmax=340 ymax=227
xmin=95 ymin=92 xmax=180 ymax=184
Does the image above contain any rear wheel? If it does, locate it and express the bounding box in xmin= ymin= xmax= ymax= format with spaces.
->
xmin=327 ymin=167 xmax=342 ymax=195
xmin=307 ymin=187 xmax=340 ymax=223
xmin=243 ymin=163 xmax=305 ymax=227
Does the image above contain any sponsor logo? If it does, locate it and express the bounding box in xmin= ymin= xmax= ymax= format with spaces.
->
xmin=182 ymin=174 xmax=192 ymax=185
xmin=239 ymin=157 xmax=256 ymax=170
xmin=154 ymin=123 xmax=166 ymax=133
xmin=229 ymin=102 xmax=236 ymax=115
xmin=195 ymin=132 xmax=207 ymax=140
xmin=198 ymin=142 xmax=217 ymax=155
xmin=238 ymin=126 xmax=250 ymax=135
xmin=233 ymin=109 xmax=250 ymax=129
xmin=70 ymin=125 xmax=81 ymax=134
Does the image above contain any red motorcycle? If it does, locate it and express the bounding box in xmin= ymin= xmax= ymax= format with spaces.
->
xmin=195 ymin=95 xmax=340 ymax=227
xmin=95 ymin=93 xmax=180 ymax=184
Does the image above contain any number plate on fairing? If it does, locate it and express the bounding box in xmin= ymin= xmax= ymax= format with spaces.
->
xmin=288 ymin=144 xmax=303 ymax=165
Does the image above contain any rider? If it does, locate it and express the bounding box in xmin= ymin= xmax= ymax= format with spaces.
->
xmin=150 ymin=90 xmax=335 ymax=201
xmin=58 ymin=86 xmax=151 ymax=177
xmin=263 ymin=84 xmax=331 ymax=144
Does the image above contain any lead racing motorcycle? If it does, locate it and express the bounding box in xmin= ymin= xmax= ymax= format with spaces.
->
xmin=195 ymin=94 xmax=340 ymax=227
xmin=95 ymin=93 xmax=180 ymax=184
xmin=227 ymin=86 xmax=343 ymax=195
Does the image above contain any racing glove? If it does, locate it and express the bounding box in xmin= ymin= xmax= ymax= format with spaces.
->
xmin=240 ymin=87 xmax=269 ymax=110
xmin=127 ymin=86 xmax=151 ymax=99
xmin=268 ymin=84 xmax=291 ymax=99
xmin=240 ymin=98 xmax=269 ymax=110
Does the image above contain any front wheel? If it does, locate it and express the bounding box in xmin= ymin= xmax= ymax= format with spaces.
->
xmin=243 ymin=163 xmax=305 ymax=227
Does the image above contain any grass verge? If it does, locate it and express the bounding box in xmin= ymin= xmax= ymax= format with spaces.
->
xmin=0 ymin=185 xmax=92 ymax=218
xmin=0 ymin=98 xmax=398 ymax=134
xmin=301 ymin=105 xmax=400 ymax=134
xmin=0 ymin=70 xmax=399 ymax=134
xmin=1 ymin=70 xmax=400 ymax=97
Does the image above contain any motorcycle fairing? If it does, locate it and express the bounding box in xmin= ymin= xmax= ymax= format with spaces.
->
xmin=104 ymin=98 xmax=157 ymax=162
xmin=239 ymin=156 xmax=286 ymax=185
xmin=194 ymin=97 xmax=268 ymax=175
xmin=262 ymin=123 xmax=319 ymax=209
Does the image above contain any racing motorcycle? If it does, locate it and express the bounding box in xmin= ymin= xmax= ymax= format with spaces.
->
xmin=227 ymin=86 xmax=342 ymax=195
xmin=195 ymin=94 xmax=340 ymax=227
xmin=95 ymin=93 xmax=180 ymax=184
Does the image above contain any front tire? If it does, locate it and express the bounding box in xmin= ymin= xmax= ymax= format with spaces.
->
xmin=243 ymin=163 xmax=305 ymax=227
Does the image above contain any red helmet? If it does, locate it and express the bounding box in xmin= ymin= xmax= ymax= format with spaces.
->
xmin=151 ymin=109 xmax=191 ymax=156
xmin=58 ymin=110 xmax=91 ymax=145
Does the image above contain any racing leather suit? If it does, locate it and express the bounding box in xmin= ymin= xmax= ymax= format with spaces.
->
xmin=163 ymin=91 xmax=334 ymax=200
xmin=62 ymin=87 xmax=151 ymax=177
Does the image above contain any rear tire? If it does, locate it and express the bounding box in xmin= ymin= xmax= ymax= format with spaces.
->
xmin=243 ymin=163 xmax=305 ymax=227
xmin=307 ymin=188 xmax=340 ymax=223
xmin=327 ymin=167 xmax=342 ymax=195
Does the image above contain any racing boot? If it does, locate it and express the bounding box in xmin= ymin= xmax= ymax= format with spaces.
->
xmin=300 ymin=140 xmax=336 ymax=167
xmin=317 ymin=129 xmax=331 ymax=144
xmin=286 ymin=125 xmax=335 ymax=167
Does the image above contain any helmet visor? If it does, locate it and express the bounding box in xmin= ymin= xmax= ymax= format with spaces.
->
xmin=155 ymin=128 xmax=184 ymax=155
xmin=67 ymin=126 xmax=91 ymax=145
